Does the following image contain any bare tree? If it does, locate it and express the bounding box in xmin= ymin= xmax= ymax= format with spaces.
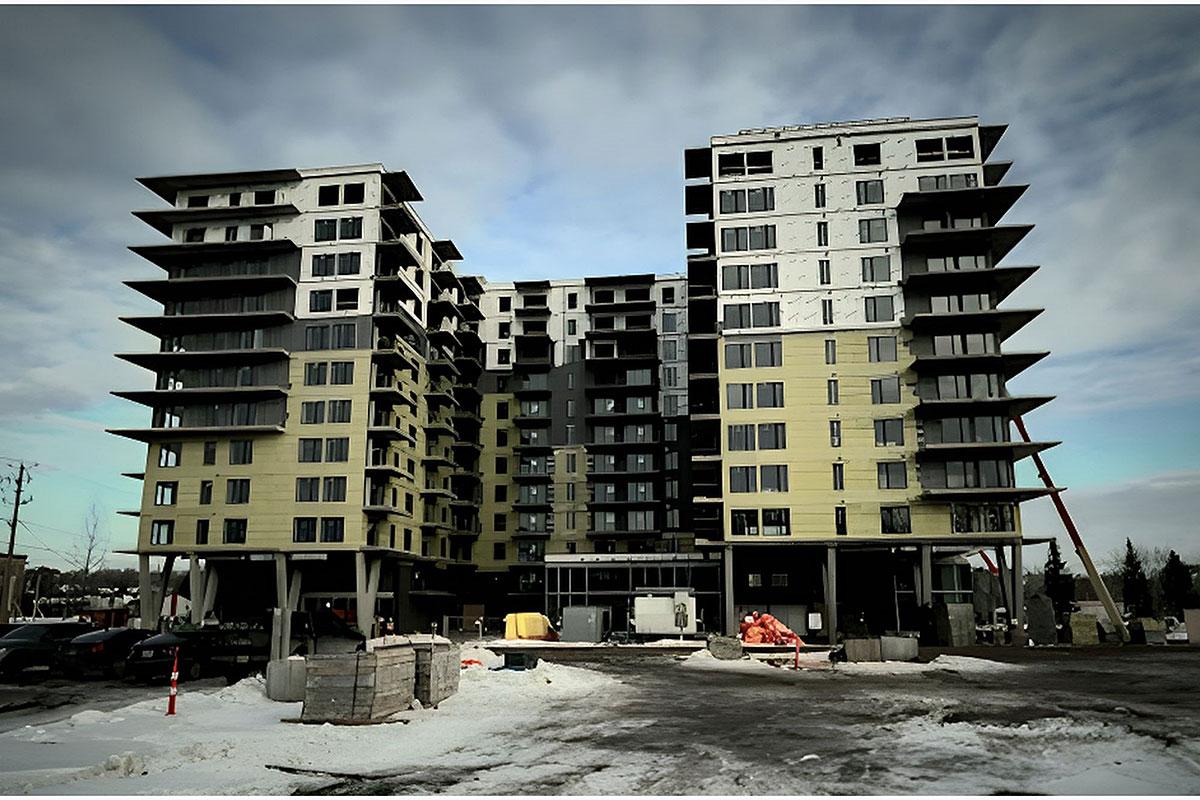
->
xmin=65 ymin=503 xmax=108 ymax=597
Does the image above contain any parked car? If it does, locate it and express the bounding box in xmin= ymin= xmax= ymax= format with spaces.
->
xmin=0 ymin=622 xmax=96 ymax=679
xmin=56 ymin=627 xmax=153 ymax=678
xmin=124 ymin=629 xmax=216 ymax=682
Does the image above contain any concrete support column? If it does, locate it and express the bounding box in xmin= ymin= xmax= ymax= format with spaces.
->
xmin=201 ymin=567 xmax=219 ymax=619
xmin=138 ymin=554 xmax=154 ymax=630
xmin=994 ymin=546 xmax=1011 ymax=642
xmin=188 ymin=555 xmax=204 ymax=624
xmin=154 ymin=554 xmax=176 ymax=624
xmin=722 ymin=545 xmax=736 ymax=635
xmin=920 ymin=545 xmax=934 ymax=607
xmin=824 ymin=545 xmax=838 ymax=644
xmin=354 ymin=552 xmax=381 ymax=637
xmin=272 ymin=554 xmax=289 ymax=661
xmin=1011 ymin=543 xmax=1026 ymax=647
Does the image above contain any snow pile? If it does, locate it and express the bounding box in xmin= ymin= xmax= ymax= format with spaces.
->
xmin=0 ymin=660 xmax=619 ymax=795
xmin=836 ymin=654 xmax=1023 ymax=675
xmin=459 ymin=645 xmax=504 ymax=670
xmin=678 ymin=649 xmax=782 ymax=674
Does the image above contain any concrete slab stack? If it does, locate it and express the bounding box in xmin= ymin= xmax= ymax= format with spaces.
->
xmin=410 ymin=634 xmax=460 ymax=707
xmin=301 ymin=637 xmax=416 ymax=723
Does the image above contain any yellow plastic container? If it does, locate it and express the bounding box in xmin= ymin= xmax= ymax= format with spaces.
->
xmin=503 ymin=612 xmax=559 ymax=641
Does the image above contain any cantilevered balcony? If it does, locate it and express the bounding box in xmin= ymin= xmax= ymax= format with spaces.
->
xmin=909 ymin=351 xmax=1049 ymax=378
xmin=121 ymin=309 xmax=293 ymax=336
xmin=915 ymin=440 xmax=1060 ymax=462
xmin=125 ymin=274 xmax=297 ymax=303
xmin=112 ymin=385 xmax=287 ymax=406
xmin=913 ymin=395 xmax=1054 ymax=419
xmin=901 ymin=265 xmax=1038 ymax=299
xmin=896 ymin=184 xmax=1026 ymax=223
xmin=129 ymin=238 xmax=298 ymax=269
xmin=132 ymin=203 xmax=299 ymax=236
xmin=900 ymin=224 xmax=1032 ymax=264
xmin=902 ymin=308 xmax=1043 ymax=341
xmin=116 ymin=347 xmax=289 ymax=371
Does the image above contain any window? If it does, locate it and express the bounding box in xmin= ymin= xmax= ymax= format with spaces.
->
xmin=832 ymin=463 xmax=844 ymax=491
xmin=337 ymin=252 xmax=361 ymax=275
xmin=195 ymin=519 xmax=209 ymax=545
xmin=158 ymin=443 xmax=181 ymax=468
xmin=662 ymin=312 xmax=677 ymax=333
xmin=827 ymin=379 xmax=839 ymax=405
xmin=305 ymin=325 xmax=330 ymax=350
xmin=916 ymin=138 xmax=945 ymax=162
xmin=771 ymin=573 xmax=789 ymax=587
xmin=814 ymin=183 xmax=826 ymax=208
xmin=946 ymin=135 xmax=974 ymax=159
xmin=310 ymin=290 xmax=333 ymax=313
xmin=758 ymin=423 xmax=786 ymax=449
xmin=726 ymin=383 xmax=754 ymax=409
xmin=719 ymin=190 xmax=746 ymax=214
xmin=495 ymin=456 xmax=508 ymax=474
xmin=952 ymin=504 xmax=1017 ymax=534
xmin=497 ymin=348 xmax=511 ymax=366
xmin=853 ymin=142 xmax=881 ymax=166
xmin=731 ymin=509 xmax=759 ymax=536
xmin=835 ymin=507 xmax=847 ymax=536
xmin=728 ymin=424 xmax=756 ymax=451
xmin=751 ymin=302 xmax=780 ymax=328
xmin=856 ymin=179 xmax=884 ymax=205
xmin=343 ymin=183 xmax=364 ymax=203
xmin=763 ymin=509 xmax=790 ymax=537
xmin=918 ymin=173 xmax=979 ymax=191
xmin=199 ymin=480 xmax=213 ymax=505
xmin=229 ymin=440 xmax=253 ymax=465
xmin=223 ymin=518 xmax=247 ymax=544
xmin=878 ymin=462 xmax=908 ymax=489
xmin=760 ymin=465 xmax=788 ymax=493
xmin=296 ymin=478 xmax=319 ymax=502
xmin=339 ymin=217 xmax=362 ymax=239
xmin=824 ymin=339 xmax=837 ymax=364
xmin=812 ymin=146 xmax=824 ymax=170
xmin=822 ymin=299 xmax=834 ymax=325
xmin=320 ymin=517 xmax=345 ymax=543
xmin=314 ymin=219 xmax=337 ymax=241
xmin=757 ymin=382 xmax=784 ymax=408
xmin=301 ymin=401 xmax=325 ymax=424
xmin=748 ymin=187 xmax=774 ymax=212
xmin=224 ymin=226 xmax=238 ymax=242
xmin=755 ymin=340 xmax=782 ymax=367
xmin=318 ymin=185 xmax=339 ymax=206
xmin=293 ymin=517 xmax=317 ymax=543
xmin=332 ymin=323 xmax=356 ymax=349
xmin=325 ymin=437 xmax=349 ymax=462
xmin=227 ymin=192 xmax=241 ymax=207
xmin=729 ymin=467 xmax=757 ymax=493
xmin=335 ymin=288 xmax=358 ymax=311
xmin=725 ymin=343 xmax=752 ymax=368
xmin=881 ymin=506 xmax=912 ymax=534
xmin=253 ymin=189 xmax=275 ymax=205
xmin=748 ymin=573 xmax=762 ymax=588
xmin=874 ymin=418 xmax=905 ymax=446
xmin=323 ymin=476 xmax=347 ymax=502
xmin=150 ymin=520 xmax=174 ymax=545
xmin=328 ymin=400 xmax=351 ymax=423
xmin=723 ymin=264 xmax=749 ymax=290
xmin=865 ymin=295 xmax=895 ymax=322
xmin=298 ymin=438 xmax=322 ymax=462
xmin=818 ymin=259 xmax=831 ymax=286
xmin=717 ymin=150 xmax=772 ymax=176
xmin=859 ymin=218 xmax=888 ymax=243
xmin=330 ymin=361 xmax=353 ymax=384
xmin=187 ymin=194 xmax=209 ymax=208
xmin=862 ymin=255 xmax=891 ymax=282
xmin=312 ymin=254 xmax=335 ymax=277
xmin=829 ymin=420 xmax=842 ymax=447
xmin=226 ymin=478 xmax=250 ymax=504
xmin=154 ymin=481 xmax=177 ymax=506
xmin=721 ymin=225 xmax=776 ymax=252
xmin=185 ymin=227 xmax=205 ymax=243
xmin=872 ymin=377 xmax=902 ymax=404
xmin=869 ymin=336 xmax=898 ymax=362
xmin=817 ymin=221 xmax=829 ymax=247
xmin=750 ymin=263 xmax=778 ymax=289
xmin=203 ymin=441 xmax=217 ymax=465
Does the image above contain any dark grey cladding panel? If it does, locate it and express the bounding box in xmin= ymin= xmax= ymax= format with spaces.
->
xmin=478 ymin=369 xmax=512 ymax=394
xmin=548 ymin=362 xmax=586 ymax=447
xmin=280 ymin=314 xmax=377 ymax=352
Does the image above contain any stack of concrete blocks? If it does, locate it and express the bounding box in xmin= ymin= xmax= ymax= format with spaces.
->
xmin=1068 ymin=613 xmax=1100 ymax=645
xmin=410 ymin=634 xmax=460 ymax=707
xmin=301 ymin=636 xmax=416 ymax=723
xmin=265 ymin=655 xmax=307 ymax=702
xmin=933 ymin=602 xmax=976 ymax=647
xmin=1186 ymin=609 xmax=1200 ymax=646
xmin=1131 ymin=618 xmax=1166 ymax=645
xmin=843 ymin=635 xmax=919 ymax=662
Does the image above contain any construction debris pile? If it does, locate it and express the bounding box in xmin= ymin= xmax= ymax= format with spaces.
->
xmin=739 ymin=612 xmax=804 ymax=645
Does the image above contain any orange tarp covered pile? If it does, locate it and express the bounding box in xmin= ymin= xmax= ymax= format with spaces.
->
xmin=739 ymin=611 xmax=805 ymax=645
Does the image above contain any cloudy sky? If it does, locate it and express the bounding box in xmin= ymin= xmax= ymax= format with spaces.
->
xmin=1 ymin=5 xmax=1198 ymax=573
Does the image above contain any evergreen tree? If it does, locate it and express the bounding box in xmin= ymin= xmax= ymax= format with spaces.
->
xmin=1160 ymin=550 xmax=1198 ymax=617
xmin=1043 ymin=539 xmax=1074 ymax=616
xmin=1121 ymin=538 xmax=1154 ymax=618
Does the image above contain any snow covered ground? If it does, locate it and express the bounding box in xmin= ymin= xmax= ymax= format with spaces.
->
xmin=0 ymin=648 xmax=625 ymax=795
xmin=2 ymin=647 xmax=1199 ymax=794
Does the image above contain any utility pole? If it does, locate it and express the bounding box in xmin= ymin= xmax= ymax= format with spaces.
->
xmin=2 ymin=463 xmax=32 ymax=625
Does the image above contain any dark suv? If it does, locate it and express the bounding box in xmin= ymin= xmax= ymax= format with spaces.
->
xmin=0 ymin=622 xmax=96 ymax=679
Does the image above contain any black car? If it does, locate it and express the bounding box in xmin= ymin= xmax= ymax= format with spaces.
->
xmin=124 ymin=629 xmax=226 ymax=682
xmin=56 ymin=627 xmax=153 ymax=679
xmin=0 ymin=622 xmax=96 ymax=679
